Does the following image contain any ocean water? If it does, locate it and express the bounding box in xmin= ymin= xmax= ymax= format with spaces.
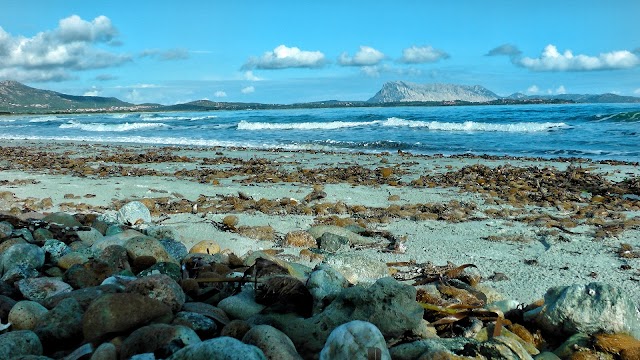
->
xmin=1 ymin=103 xmax=639 ymax=162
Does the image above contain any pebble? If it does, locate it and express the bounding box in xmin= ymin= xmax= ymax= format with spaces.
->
xmin=125 ymin=273 xmax=185 ymax=313
xmin=119 ymin=324 xmax=201 ymax=359
xmin=42 ymin=212 xmax=82 ymax=228
xmin=242 ymin=324 xmax=302 ymax=360
xmin=166 ymin=336 xmax=266 ymax=360
xmin=8 ymin=300 xmax=48 ymax=330
xmin=0 ymin=330 xmax=43 ymax=358
xmin=16 ymin=277 xmax=73 ymax=302
xmin=117 ymin=201 xmax=152 ymax=225
xmin=189 ymin=240 xmax=221 ymax=255
xmin=1 ymin=243 xmax=45 ymax=274
xmin=322 ymin=252 xmax=390 ymax=284
xmin=320 ymin=320 xmax=390 ymax=360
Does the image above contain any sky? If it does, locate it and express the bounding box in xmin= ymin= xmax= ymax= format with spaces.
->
xmin=0 ymin=0 xmax=639 ymax=104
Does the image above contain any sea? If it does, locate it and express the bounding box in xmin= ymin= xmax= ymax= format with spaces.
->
xmin=1 ymin=103 xmax=639 ymax=162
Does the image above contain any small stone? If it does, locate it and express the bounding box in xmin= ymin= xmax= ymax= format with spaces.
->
xmin=323 ymin=253 xmax=389 ymax=284
xmin=8 ymin=301 xmax=48 ymax=330
xmin=117 ymin=201 xmax=152 ymax=225
xmin=16 ymin=277 xmax=73 ymax=302
xmin=139 ymin=262 xmax=183 ymax=283
xmin=57 ymin=250 xmax=93 ymax=270
xmin=166 ymin=336 xmax=266 ymax=360
xmin=125 ymin=236 xmax=175 ymax=264
xmin=308 ymin=225 xmax=378 ymax=246
xmin=1 ymin=243 xmax=45 ymax=274
xmin=243 ymin=324 xmax=302 ymax=360
xmin=12 ymin=228 xmax=34 ymax=243
xmin=0 ymin=295 xmax=17 ymax=322
xmin=1 ymin=264 xmax=39 ymax=284
xmin=284 ymin=230 xmax=318 ymax=248
xmin=82 ymin=293 xmax=173 ymax=341
xmin=181 ymin=302 xmax=230 ymax=327
xmin=125 ymin=274 xmax=185 ymax=313
xmin=0 ymin=221 xmax=13 ymax=238
xmin=34 ymin=297 xmax=83 ymax=351
xmin=76 ymin=228 xmax=104 ymax=246
xmin=307 ymin=263 xmax=350 ymax=313
xmin=217 ymin=285 xmax=265 ymax=320
xmin=63 ymin=259 xmax=115 ymax=289
xmin=120 ymin=324 xmax=201 ymax=359
xmin=158 ymin=239 xmax=188 ymax=263
xmin=320 ymin=320 xmax=390 ymax=360
xmin=146 ymin=226 xmax=181 ymax=241
xmin=0 ymin=330 xmax=43 ymax=358
xmin=90 ymin=342 xmax=117 ymax=360
xmin=222 ymin=215 xmax=239 ymax=229
xmin=32 ymin=228 xmax=54 ymax=243
xmin=317 ymin=232 xmax=350 ymax=253
xmin=43 ymin=212 xmax=82 ymax=228
xmin=189 ymin=240 xmax=221 ymax=255
xmin=172 ymin=311 xmax=218 ymax=338
xmin=220 ymin=319 xmax=251 ymax=340
xmin=43 ymin=239 xmax=71 ymax=264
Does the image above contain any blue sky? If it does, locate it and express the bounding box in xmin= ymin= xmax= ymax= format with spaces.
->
xmin=1 ymin=0 xmax=639 ymax=104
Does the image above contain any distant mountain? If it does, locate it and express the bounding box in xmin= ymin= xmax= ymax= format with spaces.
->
xmin=0 ymin=80 xmax=142 ymax=113
xmin=506 ymin=92 xmax=640 ymax=104
xmin=368 ymin=81 xmax=500 ymax=103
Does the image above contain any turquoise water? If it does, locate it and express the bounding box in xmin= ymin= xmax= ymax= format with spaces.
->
xmin=1 ymin=103 xmax=639 ymax=162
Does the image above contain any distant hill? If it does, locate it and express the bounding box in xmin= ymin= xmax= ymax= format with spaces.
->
xmin=368 ymin=81 xmax=500 ymax=103
xmin=0 ymin=80 xmax=141 ymax=113
xmin=506 ymin=92 xmax=640 ymax=104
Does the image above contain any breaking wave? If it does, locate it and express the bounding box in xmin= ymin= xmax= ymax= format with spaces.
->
xmin=382 ymin=117 xmax=569 ymax=132
xmin=59 ymin=121 xmax=168 ymax=132
xmin=237 ymin=120 xmax=380 ymax=130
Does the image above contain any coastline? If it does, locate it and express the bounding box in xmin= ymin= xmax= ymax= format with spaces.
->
xmin=1 ymin=138 xmax=639 ymax=305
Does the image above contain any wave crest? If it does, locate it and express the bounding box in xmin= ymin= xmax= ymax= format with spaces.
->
xmin=383 ymin=117 xmax=568 ymax=132
xmin=59 ymin=121 xmax=168 ymax=132
xmin=237 ymin=120 xmax=379 ymax=130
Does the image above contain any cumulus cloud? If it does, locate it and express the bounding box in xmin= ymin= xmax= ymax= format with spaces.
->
xmin=140 ymin=48 xmax=189 ymax=61
xmin=242 ymin=45 xmax=326 ymax=70
xmin=486 ymin=44 xmax=522 ymax=57
xmin=520 ymin=45 xmax=639 ymax=71
xmin=634 ymin=88 xmax=640 ymax=95
xmin=338 ymin=46 xmax=385 ymax=66
xmin=241 ymin=86 xmax=255 ymax=94
xmin=497 ymin=44 xmax=640 ymax=71
xmin=526 ymin=85 xmax=539 ymax=94
xmin=400 ymin=45 xmax=449 ymax=64
xmin=214 ymin=90 xmax=227 ymax=98
xmin=243 ymin=70 xmax=262 ymax=81
xmin=555 ymin=85 xmax=567 ymax=94
xmin=83 ymin=87 xmax=101 ymax=96
xmin=0 ymin=15 xmax=130 ymax=82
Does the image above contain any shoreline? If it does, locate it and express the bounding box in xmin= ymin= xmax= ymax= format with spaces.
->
xmin=1 ymin=138 xmax=639 ymax=305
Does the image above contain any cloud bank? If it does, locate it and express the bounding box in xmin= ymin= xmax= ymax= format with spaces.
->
xmin=243 ymin=45 xmax=326 ymax=70
xmin=400 ymin=45 xmax=449 ymax=64
xmin=0 ymin=15 xmax=130 ymax=82
xmin=338 ymin=46 xmax=385 ymax=66
xmin=489 ymin=43 xmax=640 ymax=71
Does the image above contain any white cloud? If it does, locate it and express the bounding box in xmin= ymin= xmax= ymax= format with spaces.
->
xmin=0 ymin=15 xmax=130 ymax=82
xmin=486 ymin=44 xmax=522 ymax=57
xmin=242 ymin=45 xmax=326 ymax=70
xmin=338 ymin=46 xmax=385 ymax=66
xmin=526 ymin=85 xmax=539 ymax=94
xmin=634 ymin=88 xmax=640 ymax=95
xmin=243 ymin=71 xmax=262 ymax=81
xmin=555 ymin=85 xmax=567 ymax=94
xmin=83 ymin=89 xmax=100 ymax=96
xmin=519 ymin=44 xmax=640 ymax=71
xmin=214 ymin=90 xmax=227 ymax=98
xmin=241 ymin=86 xmax=255 ymax=94
xmin=400 ymin=45 xmax=449 ymax=64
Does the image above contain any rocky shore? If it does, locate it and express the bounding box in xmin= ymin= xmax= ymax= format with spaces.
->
xmin=0 ymin=140 xmax=639 ymax=359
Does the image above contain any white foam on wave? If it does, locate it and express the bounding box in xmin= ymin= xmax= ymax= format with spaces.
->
xmin=382 ymin=117 xmax=568 ymax=132
xmin=140 ymin=113 xmax=218 ymax=122
xmin=237 ymin=120 xmax=379 ymax=130
xmin=59 ymin=121 xmax=168 ymax=132
xmin=28 ymin=116 xmax=65 ymax=123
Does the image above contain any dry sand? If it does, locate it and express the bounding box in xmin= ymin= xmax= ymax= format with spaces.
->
xmin=1 ymin=139 xmax=639 ymax=305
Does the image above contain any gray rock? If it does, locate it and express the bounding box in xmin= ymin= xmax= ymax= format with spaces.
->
xmin=82 ymin=293 xmax=173 ymax=341
xmin=117 ymin=201 xmax=152 ymax=225
xmin=139 ymin=262 xmax=183 ymax=283
xmin=42 ymin=239 xmax=71 ymax=264
xmin=2 ymin=264 xmax=39 ymax=284
xmin=32 ymin=228 xmax=54 ymax=242
xmin=172 ymin=311 xmax=218 ymax=339
xmin=250 ymin=277 xmax=424 ymax=356
xmin=146 ymin=226 xmax=181 ymax=241
xmin=0 ymin=330 xmax=43 ymax=358
xmin=43 ymin=284 xmax=120 ymax=310
xmin=120 ymin=324 xmax=201 ymax=359
xmin=322 ymin=253 xmax=389 ymax=284
xmin=0 ymin=221 xmax=13 ymax=238
xmin=89 ymin=342 xmax=117 ymax=360
xmin=308 ymin=225 xmax=378 ymax=246
xmin=181 ymin=302 xmax=230 ymax=327
xmin=218 ymin=285 xmax=266 ymax=320
xmin=125 ymin=236 xmax=175 ymax=264
xmin=8 ymin=300 xmax=49 ymax=330
xmin=532 ymin=282 xmax=640 ymax=338
xmin=76 ymin=228 xmax=103 ymax=246
xmin=242 ymin=324 xmax=302 ymax=360
xmin=317 ymin=232 xmax=350 ymax=253
xmin=159 ymin=239 xmax=188 ymax=263
xmin=34 ymin=298 xmax=83 ymax=351
xmin=1 ymin=243 xmax=45 ymax=274
xmin=91 ymin=229 xmax=146 ymax=252
xmin=16 ymin=277 xmax=73 ymax=302
xmin=125 ymin=274 xmax=185 ymax=313
xmin=13 ymin=228 xmax=34 ymax=243
xmin=220 ymin=320 xmax=251 ymax=340
xmin=307 ymin=263 xmax=349 ymax=313
xmin=320 ymin=320 xmax=390 ymax=360
xmin=42 ymin=212 xmax=82 ymax=228
xmin=166 ymin=336 xmax=266 ymax=360
xmin=105 ymin=224 xmax=125 ymax=236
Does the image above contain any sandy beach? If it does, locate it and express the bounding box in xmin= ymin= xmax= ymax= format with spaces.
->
xmin=1 ymin=138 xmax=639 ymax=306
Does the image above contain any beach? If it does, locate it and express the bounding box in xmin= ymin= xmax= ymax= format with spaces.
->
xmin=2 ymin=138 xmax=639 ymax=305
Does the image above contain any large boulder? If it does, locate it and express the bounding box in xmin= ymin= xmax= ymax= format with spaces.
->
xmin=0 ymin=330 xmax=43 ymax=358
xmin=530 ymin=282 xmax=640 ymax=339
xmin=166 ymin=336 xmax=266 ymax=360
xmin=242 ymin=324 xmax=302 ymax=360
xmin=117 ymin=201 xmax=152 ymax=225
xmin=320 ymin=320 xmax=390 ymax=360
xmin=119 ymin=324 xmax=201 ymax=359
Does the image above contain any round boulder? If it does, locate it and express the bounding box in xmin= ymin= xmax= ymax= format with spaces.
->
xmin=117 ymin=201 xmax=152 ymax=225
xmin=120 ymin=324 xmax=201 ymax=359
xmin=320 ymin=320 xmax=390 ymax=360
xmin=125 ymin=274 xmax=185 ymax=313
xmin=8 ymin=301 xmax=49 ymax=330
xmin=166 ymin=336 xmax=265 ymax=360
xmin=189 ymin=240 xmax=221 ymax=255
